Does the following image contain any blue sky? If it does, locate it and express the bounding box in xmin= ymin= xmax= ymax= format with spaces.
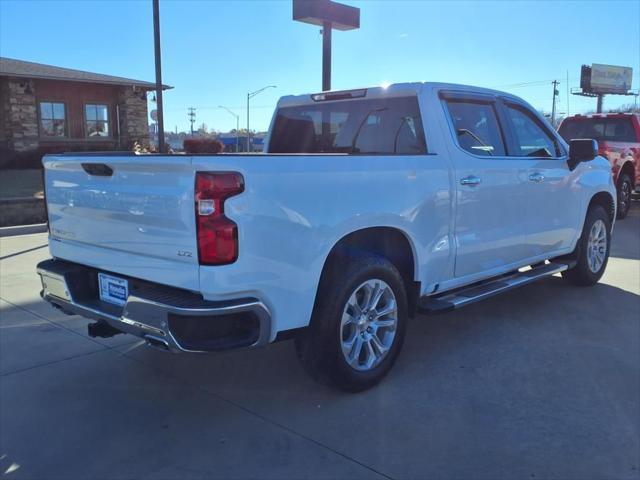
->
xmin=1 ymin=0 xmax=639 ymax=133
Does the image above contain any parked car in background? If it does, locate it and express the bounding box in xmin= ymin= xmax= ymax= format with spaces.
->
xmin=558 ymin=113 xmax=640 ymax=219
xmin=37 ymin=82 xmax=616 ymax=391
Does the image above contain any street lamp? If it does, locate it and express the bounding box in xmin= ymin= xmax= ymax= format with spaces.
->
xmin=219 ymin=105 xmax=240 ymax=152
xmin=247 ymin=85 xmax=276 ymax=152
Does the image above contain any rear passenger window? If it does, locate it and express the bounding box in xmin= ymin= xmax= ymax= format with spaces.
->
xmin=506 ymin=105 xmax=559 ymax=157
xmin=446 ymin=101 xmax=506 ymax=156
xmin=558 ymin=117 xmax=637 ymax=143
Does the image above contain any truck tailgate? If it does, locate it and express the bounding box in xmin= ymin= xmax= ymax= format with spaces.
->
xmin=44 ymin=154 xmax=200 ymax=290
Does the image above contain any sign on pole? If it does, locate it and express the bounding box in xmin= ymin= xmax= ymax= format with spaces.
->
xmin=580 ymin=64 xmax=633 ymax=95
xmin=590 ymin=64 xmax=633 ymax=94
xmin=293 ymin=0 xmax=360 ymax=91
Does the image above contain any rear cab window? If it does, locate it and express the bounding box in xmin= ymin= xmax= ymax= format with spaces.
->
xmin=268 ymin=96 xmax=427 ymax=154
xmin=558 ymin=117 xmax=638 ymax=143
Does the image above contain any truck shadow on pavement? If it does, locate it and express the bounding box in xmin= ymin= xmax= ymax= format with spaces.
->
xmin=107 ymin=274 xmax=639 ymax=404
xmin=3 ymin=270 xmax=638 ymax=479
xmin=610 ymin=202 xmax=640 ymax=261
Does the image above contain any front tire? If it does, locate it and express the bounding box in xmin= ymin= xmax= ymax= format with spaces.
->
xmin=616 ymin=173 xmax=632 ymax=219
xmin=561 ymin=205 xmax=611 ymax=286
xmin=295 ymin=253 xmax=408 ymax=392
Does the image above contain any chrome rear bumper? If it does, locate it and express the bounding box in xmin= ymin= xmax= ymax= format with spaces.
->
xmin=37 ymin=259 xmax=271 ymax=353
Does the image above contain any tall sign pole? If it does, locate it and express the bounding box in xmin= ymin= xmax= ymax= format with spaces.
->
xmin=596 ymin=94 xmax=604 ymax=114
xmin=293 ymin=0 xmax=360 ymax=92
xmin=322 ymin=20 xmax=332 ymax=91
xmin=152 ymin=0 xmax=165 ymax=152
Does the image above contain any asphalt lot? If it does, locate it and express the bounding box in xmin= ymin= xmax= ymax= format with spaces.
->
xmin=1 ymin=206 xmax=639 ymax=480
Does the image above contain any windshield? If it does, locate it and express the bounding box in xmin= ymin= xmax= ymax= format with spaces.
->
xmin=268 ymin=96 xmax=427 ymax=154
xmin=558 ymin=117 xmax=637 ymax=143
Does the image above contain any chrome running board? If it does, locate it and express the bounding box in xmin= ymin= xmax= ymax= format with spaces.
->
xmin=418 ymin=262 xmax=571 ymax=314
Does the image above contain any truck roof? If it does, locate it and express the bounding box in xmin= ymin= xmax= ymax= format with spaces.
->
xmin=562 ymin=113 xmax=640 ymax=120
xmin=276 ymin=81 xmax=526 ymax=108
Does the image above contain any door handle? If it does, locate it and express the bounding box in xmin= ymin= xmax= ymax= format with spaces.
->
xmin=460 ymin=175 xmax=481 ymax=186
xmin=529 ymin=172 xmax=545 ymax=183
xmin=81 ymin=163 xmax=113 ymax=177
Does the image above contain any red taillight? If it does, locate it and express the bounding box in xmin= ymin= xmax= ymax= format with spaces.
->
xmin=195 ymin=172 xmax=244 ymax=265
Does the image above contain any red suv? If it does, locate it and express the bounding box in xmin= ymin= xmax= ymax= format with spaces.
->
xmin=558 ymin=113 xmax=639 ymax=219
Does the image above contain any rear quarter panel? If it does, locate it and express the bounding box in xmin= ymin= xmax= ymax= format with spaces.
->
xmin=191 ymin=152 xmax=451 ymax=338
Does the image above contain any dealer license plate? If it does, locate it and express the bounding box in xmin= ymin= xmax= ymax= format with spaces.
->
xmin=98 ymin=273 xmax=129 ymax=307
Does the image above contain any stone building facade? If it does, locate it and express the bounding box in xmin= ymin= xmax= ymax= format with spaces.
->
xmin=1 ymin=79 xmax=39 ymax=152
xmin=0 ymin=57 xmax=170 ymax=163
xmin=118 ymin=87 xmax=152 ymax=147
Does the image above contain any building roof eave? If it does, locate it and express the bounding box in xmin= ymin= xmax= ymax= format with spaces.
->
xmin=0 ymin=57 xmax=172 ymax=90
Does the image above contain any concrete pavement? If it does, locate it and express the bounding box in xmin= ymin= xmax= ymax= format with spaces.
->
xmin=1 ymin=206 xmax=639 ymax=479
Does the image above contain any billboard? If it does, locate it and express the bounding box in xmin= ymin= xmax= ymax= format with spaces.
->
xmin=581 ymin=64 xmax=633 ymax=94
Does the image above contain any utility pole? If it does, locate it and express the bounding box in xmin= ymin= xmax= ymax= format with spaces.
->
xmin=152 ymin=0 xmax=165 ymax=152
xmin=246 ymin=93 xmax=249 ymax=152
xmin=188 ymin=107 xmax=196 ymax=136
xmin=566 ymin=70 xmax=570 ymax=117
xmin=551 ymin=80 xmax=559 ymax=127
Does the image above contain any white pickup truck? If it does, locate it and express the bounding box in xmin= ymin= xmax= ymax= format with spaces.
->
xmin=38 ymin=82 xmax=616 ymax=391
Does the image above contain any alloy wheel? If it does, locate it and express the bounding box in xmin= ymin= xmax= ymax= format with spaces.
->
xmin=340 ymin=279 xmax=398 ymax=372
xmin=587 ymin=219 xmax=607 ymax=273
xmin=619 ymin=180 xmax=631 ymax=214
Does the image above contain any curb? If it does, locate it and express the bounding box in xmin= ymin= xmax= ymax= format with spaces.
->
xmin=0 ymin=223 xmax=48 ymax=238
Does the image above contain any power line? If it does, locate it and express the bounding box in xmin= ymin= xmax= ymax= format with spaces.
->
xmin=164 ymin=105 xmax=274 ymax=112
xmin=199 ymin=105 xmax=275 ymax=110
xmin=492 ymin=78 xmax=580 ymax=89
xmin=491 ymin=79 xmax=555 ymax=89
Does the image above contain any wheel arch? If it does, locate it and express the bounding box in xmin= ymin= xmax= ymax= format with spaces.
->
xmin=619 ymin=160 xmax=636 ymax=188
xmin=588 ymin=191 xmax=616 ymax=225
xmin=317 ymin=227 xmax=420 ymax=314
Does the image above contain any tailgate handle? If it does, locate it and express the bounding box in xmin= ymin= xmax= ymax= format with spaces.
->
xmin=81 ymin=163 xmax=113 ymax=177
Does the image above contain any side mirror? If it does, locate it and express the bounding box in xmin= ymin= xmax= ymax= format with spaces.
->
xmin=568 ymin=139 xmax=598 ymax=171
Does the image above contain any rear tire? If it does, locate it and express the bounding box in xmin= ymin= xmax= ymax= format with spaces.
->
xmin=295 ymin=253 xmax=408 ymax=392
xmin=616 ymin=173 xmax=632 ymax=220
xmin=561 ymin=205 xmax=611 ymax=286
